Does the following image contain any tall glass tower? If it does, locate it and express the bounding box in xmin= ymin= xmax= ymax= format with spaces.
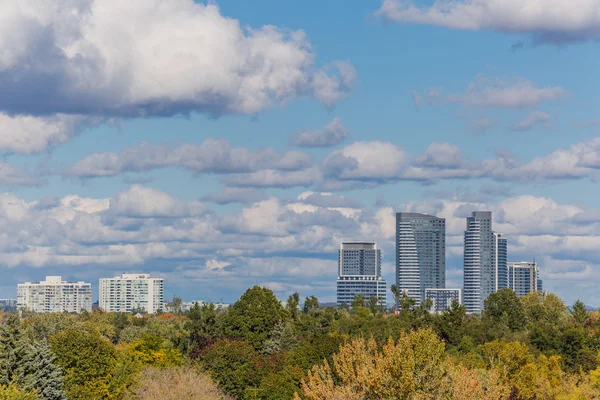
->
xmin=463 ymin=211 xmax=507 ymax=313
xmin=396 ymin=213 xmax=446 ymax=304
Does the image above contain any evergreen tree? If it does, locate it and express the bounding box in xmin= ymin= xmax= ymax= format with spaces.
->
xmin=0 ymin=314 xmax=24 ymax=385
xmin=570 ymin=300 xmax=589 ymax=325
xmin=263 ymin=321 xmax=297 ymax=354
xmin=15 ymin=341 xmax=66 ymax=400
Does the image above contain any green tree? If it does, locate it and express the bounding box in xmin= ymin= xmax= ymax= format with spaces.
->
xmin=0 ymin=314 xmax=22 ymax=386
xmin=571 ymin=300 xmax=589 ymax=325
xmin=186 ymin=302 xmax=218 ymax=356
xmin=350 ymin=295 xmax=366 ymax=311
xmin=200 ymin=339 xmax=263 ymax=399
xmin=0 ymin=383 xmax=37 ymax=400
xmin=302 ymin=296 xmax=319 ymax=314
xmin=483 ymin=288 xmax=526 ymax=332
xmin=165 ymin=297 xmax=184 ymax=316
xmin=286 ymin=293 xmax=300 ymax=320
xmin=390 ymin=284 xmax=400 ymax=314
xmin=224 ymin=286 xmax=287 ymax=350
xmin=367 ymin=296 xmax=379 ymax=315
xmin=15 ymin=341 xmax=66 ymax=400
xmin=50 ymin=329 xmax=137 ymax=399
xmin=263 ymin=321 xmax=297 ymax=354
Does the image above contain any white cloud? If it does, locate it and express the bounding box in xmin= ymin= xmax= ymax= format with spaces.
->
xmin=0 ymin=1 xmax=354 ymax=118
xmin=511 ymin=111 xmax=552 ymax=131
xmin=67 ymin=138 xmax=313 ymax=179
xmin=222 ymin=167 xmax=322 ymax=188
xmin=376 ymin=0 xmax=600 ymax=44
xmin=431 ymin=74 xmax=565 ymax=109
xmin=0 ymin=113 xmax=99 ymax=154
xmin=107 ymin=185 xmax=206 ymax=218
xmin=324 ymin=141 xmax=407 ymax=180
xmin=290 ymin=117 xmax=350 ymax=148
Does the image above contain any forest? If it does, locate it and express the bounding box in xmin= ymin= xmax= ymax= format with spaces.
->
xmin=1 ymin=287 xmax=600 ymax=400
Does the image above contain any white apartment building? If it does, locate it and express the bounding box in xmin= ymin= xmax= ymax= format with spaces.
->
xmin=99 ymin=273 xmax=164 ymax=313
xmin=17 ymin=276 xmax=92 ymax=314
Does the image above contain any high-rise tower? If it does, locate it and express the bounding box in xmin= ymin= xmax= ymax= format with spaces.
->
xmin=336 ymin=242 xmax=386 ymax=308
xmin=463 ymin=211 xmax=507 ymax=313
xmin=396 ymin=213 xmax=446 ymax=303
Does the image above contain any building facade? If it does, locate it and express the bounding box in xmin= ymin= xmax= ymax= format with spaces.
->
xmin=463 ymin=211 xmax=508 ymax=313
xmin=17 ymin=276 xmax=92 ymax=313
xmin=99 ymin=273 xmax=164 ymax=313
xmin=336 ymin=242 xmax=386 ymax=308
xmin=425 ymin=288 xmax=462 ymax=313
xmin=509 ymin=262 xmax=541 ymax=296
xmin=396 ymin=212 xmax=446 ymax=304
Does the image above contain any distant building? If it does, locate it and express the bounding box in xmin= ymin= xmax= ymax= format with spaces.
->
xmin=336 ymin=242 xmax=386 ymax=308
xmin=509 ymin=262 xmax=541 ymax=296
xmin=396 ymin=212 xmax=446 ymax=304
xmin=17 ymin=276 xmax=92 ymax=314
xmin=163 ymin=300 xmax=230 ymax=312
xmin=0 ymin=299 xmax=17 ymax=312
xmin=425 ymin=288 xmax=462 ymax=313
xmin=463 ymin=211 xmax=508 ymax=313
xmin=99 ymin=273 xmax=164 ymax=314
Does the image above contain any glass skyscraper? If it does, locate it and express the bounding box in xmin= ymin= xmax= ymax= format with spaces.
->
xmin=396 ymin=212 xmax=446 ymax=304
xmin=336 ymin=242 xmax=386 ymax=307
xmin=464 ymin=211 xmax=508 ymax=313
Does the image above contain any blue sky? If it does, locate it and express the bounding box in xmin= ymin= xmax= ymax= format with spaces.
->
xmin=1 ymin=0 xmax=600 ymax=305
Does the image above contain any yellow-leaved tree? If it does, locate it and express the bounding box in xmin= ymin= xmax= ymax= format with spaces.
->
xmin=295 ymin=328 xmax=509 ymax=400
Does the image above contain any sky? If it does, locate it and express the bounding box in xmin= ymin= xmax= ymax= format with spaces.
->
xmin=0 ymin=0 xmax=600 ymax=305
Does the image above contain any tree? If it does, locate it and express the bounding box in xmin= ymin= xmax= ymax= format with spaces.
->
xmin=0 ymin=314 xmax=22 ymax=386
xmin=483 ymin=288 xmax=526 ymax=332
xmin=224 ymin=286 xmax=288 ymax=350
xmin=15 ymin=341 xmax=66 ymax=400
xmin=0 ymin=315 xmax=66 ymax=400
xmin=350 ymin=295 xmax=365 ymax=311
xmin=297 ymin=329 xmax=450 ymax=399
xmin=124 ymin=367 xmax=231 ymax=400
xmin=571 ymin=300 xmax=589 ymax=325
xmin=303 ymin=296 xmax=319 ymax=314
xmin=165 ymin=297 xmax=184 ymax=316
xmin=367 ymin=296 xmax=379 ymax=316
xmin=286 ymin=293 xmax=300 ymax=320
xmin=186 ymin=302 xmax=218 ymax=356
xmin=200 ymin=339 xmax=263 ymax=399
xmin=263 ymin=321 xmax=297 ymax=354
xmin=0 ymin=383 xmax=37 ymax=400
xmin=390 ymin=284 xmax=400 ymax=314
xmin=50 ymin=329 xmax=137 ymax=399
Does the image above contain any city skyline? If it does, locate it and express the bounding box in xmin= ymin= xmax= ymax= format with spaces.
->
xmin=0 ymin=1 xmax=598 ymax=306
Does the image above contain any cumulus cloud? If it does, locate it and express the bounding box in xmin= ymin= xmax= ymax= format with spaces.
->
xmin=511 ymin=111 xmax=552 ymax=132
xmin=290 ymin=117 xmax=350 ymax=148
xmin=323 ymin=141 xmax=407 ymax=180
xmin=106 ymin=185 xmax=207 ymax=218
xmin=0 ymin=1 xmax=354 ymax=118
xmin=0 ymin=114 xmax=100 ymax=154
xmin=429 ymin=74 xmax=565 ymax=109
xmin=0 ymin=184 xmax=597 ymax=304
xmin=222 ymin=167 xmax=322 ymax=188
xmin=376 ymin=0 xmax=600 ymax=44
xmin=322 ymin=137 xmax=600 ymax=187
xmin=67 ymin=138 xmax=313 ymax=180
xmin=202 ymin=188 xmax=267 ymax=205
